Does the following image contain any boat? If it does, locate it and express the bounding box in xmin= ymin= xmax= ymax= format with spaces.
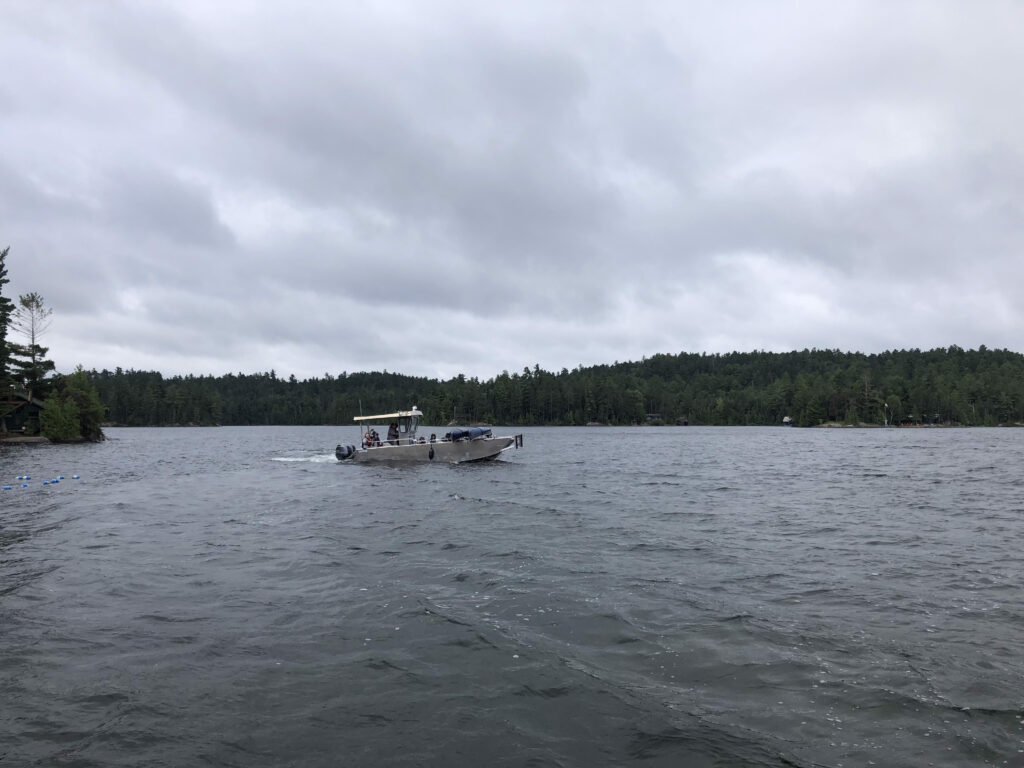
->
xmin=335 ymin=406 xmax=523 ymax=463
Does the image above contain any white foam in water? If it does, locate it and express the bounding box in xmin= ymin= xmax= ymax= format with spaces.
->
xmin=272 ymin=454 xmax=338 ymax=463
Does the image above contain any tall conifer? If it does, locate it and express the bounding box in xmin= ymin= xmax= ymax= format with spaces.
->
xmin=11 ymin=292 xmax=56 ymax=401
xmin=0 ymin=247 xmax=15 ymax=395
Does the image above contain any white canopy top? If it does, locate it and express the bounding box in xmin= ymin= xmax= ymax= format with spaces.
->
xmin=353 ymin=407 xmax=423 ymax=423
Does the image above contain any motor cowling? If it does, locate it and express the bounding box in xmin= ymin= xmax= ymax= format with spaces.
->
xmin=336 ymin=444 xmax=356 ymax=460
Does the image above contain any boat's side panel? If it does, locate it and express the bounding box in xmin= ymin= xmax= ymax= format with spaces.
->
xmin=445 ymin=436 xmax=515 ymax=463
xmin=350 ymin=436 xmax=514 ymax=463
xmin=352 ymin=442 xmax=433 ymax=462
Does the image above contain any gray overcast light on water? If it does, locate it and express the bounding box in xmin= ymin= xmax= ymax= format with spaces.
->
xmin=2 ymin=425 xmax=1023 ymax=766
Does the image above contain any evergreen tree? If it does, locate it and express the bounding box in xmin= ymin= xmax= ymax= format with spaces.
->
xmin=40 ymin=395 xmax=79 ymax=441
xmin=0 ymin=247 xmax=14 ymax=394
xmin=45 ymin=366 xmax=106 ymax=441
xmin=0 ymin=246 xmax=15 ymax=434
xmin=11 ymin=292 xmax=56 ymax=402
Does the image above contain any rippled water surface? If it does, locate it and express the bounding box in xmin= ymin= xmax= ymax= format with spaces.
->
xmin=2 ymin=426 xmax=1023 ymax=766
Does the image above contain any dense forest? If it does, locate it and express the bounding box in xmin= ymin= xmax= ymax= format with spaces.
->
xmin=88 ymin=346 xmax=1024 ymax=428
xmin=4 ymin=245 xmax=1020 ymax=434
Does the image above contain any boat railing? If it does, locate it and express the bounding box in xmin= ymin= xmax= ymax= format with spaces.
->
xmin=360 ymin=433 xmax=502 ymax=449
xmin=362 ymin=437 xmax=421 ymax=448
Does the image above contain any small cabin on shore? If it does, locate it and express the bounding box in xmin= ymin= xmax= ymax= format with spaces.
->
xmin=1 ymin=391 xmax=45 ymax=435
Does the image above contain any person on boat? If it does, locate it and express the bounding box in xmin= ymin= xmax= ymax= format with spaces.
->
xmin=429 ymin=433 xmax=436 ymax=443
xmin=387 ymin=423 xmax=399 ymax=445
xmin=363 ymin=431 xmax=372 ymax=448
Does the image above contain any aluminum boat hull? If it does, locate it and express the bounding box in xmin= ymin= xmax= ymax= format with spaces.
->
xmin=337 ymin=435 xmax=517 ymax=463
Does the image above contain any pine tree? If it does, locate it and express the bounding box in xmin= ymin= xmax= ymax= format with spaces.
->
xmin=0 ymin=247 xmax=14 ymax=392
xmin=40 ymin=395 xmax=79 ymax=441
xmin=11 ymin=292 xmax=56 ymax=403
xmin=0 ymin=247 xmax=16 ymax=434
xmin=54 ymin=366 xmax=106 ymax=441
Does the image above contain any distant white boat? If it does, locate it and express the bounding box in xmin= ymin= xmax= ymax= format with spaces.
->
xmin=335 ymin=406 xmax=523 ymax=463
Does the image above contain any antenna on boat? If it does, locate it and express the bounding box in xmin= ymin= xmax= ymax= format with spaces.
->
xmin=359 ymin=399 xmax=363 ymax=417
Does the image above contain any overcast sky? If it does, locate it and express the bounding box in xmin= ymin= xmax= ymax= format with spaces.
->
xmin=2 ymin=1 xmax=1022 ymax=381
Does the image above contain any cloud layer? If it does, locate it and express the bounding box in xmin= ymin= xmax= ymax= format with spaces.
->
xmin=3 ymin=1 xmax=1022 ymax=379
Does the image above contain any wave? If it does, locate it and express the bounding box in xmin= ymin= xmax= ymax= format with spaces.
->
xmin=270 ymin=454 xmax=338 ymax=463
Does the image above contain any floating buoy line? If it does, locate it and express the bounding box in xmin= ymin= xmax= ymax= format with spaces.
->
xmin=2 ymin=474 xmax=81 ymax=490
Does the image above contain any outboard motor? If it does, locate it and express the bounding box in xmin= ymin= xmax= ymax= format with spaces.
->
xmin=336 ymin=444 xmax=357 ymax=460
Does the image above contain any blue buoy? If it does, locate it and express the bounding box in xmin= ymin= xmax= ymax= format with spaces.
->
xmin=73 ymin=475 xmax=80 ymax=479
xmin=2 ymin=486 xmax=10 ymax=491
xmin=25 ymin=476 xmax=30 ymax=480
xmin=59 ymin=475 xmax=64 ymax=480
xmin=22 ymin=483 xmax=27 ymax=488
xmin=43 ymin=481 xmax=49 ymax=485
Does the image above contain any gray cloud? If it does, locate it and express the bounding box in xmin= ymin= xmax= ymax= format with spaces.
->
xmin=2 ymin=1 xmax=1023 ymax=380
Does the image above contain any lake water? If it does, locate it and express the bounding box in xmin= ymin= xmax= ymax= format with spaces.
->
xmin=2 ymin=426 xmax=1023 ymax=767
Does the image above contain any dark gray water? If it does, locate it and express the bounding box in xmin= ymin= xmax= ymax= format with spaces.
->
xmin=2 ymin=426 xmax=1023 ymax=767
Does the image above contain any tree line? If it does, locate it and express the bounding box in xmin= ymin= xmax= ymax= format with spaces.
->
xmin=88 ymin=346 xmax=1024 ymax=429
xmin=4 ymin=244 xmax=1022 ymax=432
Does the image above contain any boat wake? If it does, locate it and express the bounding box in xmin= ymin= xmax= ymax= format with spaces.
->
xmin=271 ymin=454 xmax=338 ymax=464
